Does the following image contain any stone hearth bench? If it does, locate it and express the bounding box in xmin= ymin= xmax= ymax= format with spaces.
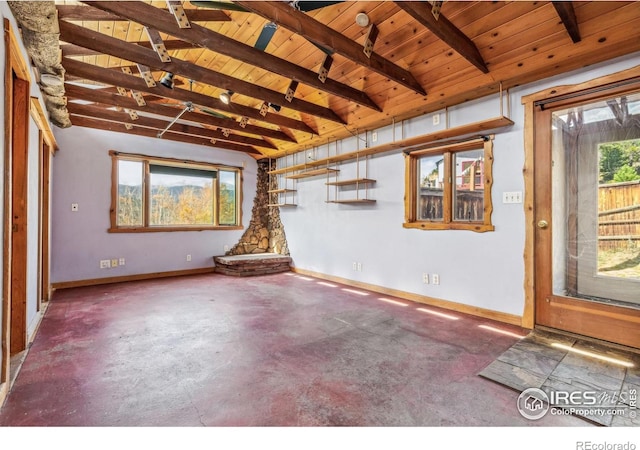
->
xmin=213 ymin=253 xmax=292 ymax=277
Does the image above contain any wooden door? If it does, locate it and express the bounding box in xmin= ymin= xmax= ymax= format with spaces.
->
xmin=534 ymin=89 xmax=640 ymax=349
xmin=9 ymin=73 xmax=29 ymax=355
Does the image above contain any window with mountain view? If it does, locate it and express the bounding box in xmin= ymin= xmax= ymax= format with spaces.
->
xmin=110 ymin=152 xmax=242 ymax=232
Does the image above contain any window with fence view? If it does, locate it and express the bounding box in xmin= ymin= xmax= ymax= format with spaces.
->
xmin=597 ymin=138 xmax=640 ymax=278
xmin=404 ymin=137 xmax=494 ymax=232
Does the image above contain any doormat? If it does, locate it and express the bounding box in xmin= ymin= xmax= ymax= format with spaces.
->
xmin=478 ymin=329 xmax=640 ymax=426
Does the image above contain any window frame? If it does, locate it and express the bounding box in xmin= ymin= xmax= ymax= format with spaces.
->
xmin=109 ymin=151 xmax=243 ymax=233
xmin=403 ymin=136 xmax=495 ymax=232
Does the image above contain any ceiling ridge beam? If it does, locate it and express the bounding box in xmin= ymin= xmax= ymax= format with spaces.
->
xmin=56 ymin=4 xmax=231 ymax=22
xmin=58 ymin=19 xmax=343 ymax=126
xmin=61 ymin=57 xmax=315 ymax=135
xmin=64 ymin=83 xmax=296 ymax=143
xmin=233 ymin=1 xmax=426 ymax=96
xmin=66 ymin=102 xmax=272 ymax=150
xmin=552 ymin=1 xmax=582 ymax=44
xmin=69 ymin=116 xmax=259 ymax=155
xmin=84 ymin=0 xmax=381 ymax=112
xmin=395 ymin=1 xmax=489 ymax=74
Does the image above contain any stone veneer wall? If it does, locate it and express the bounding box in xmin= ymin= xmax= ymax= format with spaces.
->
xmin=227 ymin=159 xmax=289 ymax=255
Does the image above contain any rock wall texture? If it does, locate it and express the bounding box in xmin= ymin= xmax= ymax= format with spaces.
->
xmin=8 ymin=1 xmax=71 ymax=128
xmin=228 ymin=159 xmax=289 ymax=255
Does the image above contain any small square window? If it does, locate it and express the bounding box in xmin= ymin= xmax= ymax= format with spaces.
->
xmin=404 ymin=136 xmax=494 ymax=232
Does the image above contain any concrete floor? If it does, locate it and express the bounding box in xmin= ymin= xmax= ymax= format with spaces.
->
xmin=0 ymin=272 xmax=590 ymax=427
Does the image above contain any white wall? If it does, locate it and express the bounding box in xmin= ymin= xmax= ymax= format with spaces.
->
xmin=27 ymin=116 xmax=40 ymax=335
xmin=50 ymin=126 xmax=257 ymax=284
xmin=280 ymin=52 xmax=640 ymax=318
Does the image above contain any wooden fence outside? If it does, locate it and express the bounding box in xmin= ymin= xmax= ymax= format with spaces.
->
xmin=598 ymin=180 xmax=640 ymax=251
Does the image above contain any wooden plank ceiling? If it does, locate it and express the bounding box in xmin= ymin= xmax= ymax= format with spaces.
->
xmin=56 ymin=0 xmax=640 ymax=158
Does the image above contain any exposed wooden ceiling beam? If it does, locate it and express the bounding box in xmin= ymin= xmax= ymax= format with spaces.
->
xmin=61 ymin=58 xmax=315 ymax=136
xmin=67 ymin=102 xmax=271 ymax=151
xmin=64 ymin=83 xmax=296 ymax=143
xmin=69 ymin=116 xmax=259 ymax=155
xmin=58 ymin=19 xmax=343 ymax=127
xmin=552 ymin=1 xmax=581 ymax=43
xmin=395 ymin=2 xmax=489 ymax=74
xmin=63 ymin=57 xmax=313 ymax=135
xmin=83 ymin=1 xmax=382 ymax=112
xmin=56 ymin=4 xmax=231 ymax=22
xmin=233 ymin=1 xmax=426 ymax=96
xmin=61 ymin=40 xmax=198 ymax=57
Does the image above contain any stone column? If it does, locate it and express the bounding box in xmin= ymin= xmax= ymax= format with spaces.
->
xmin=228 ymin=159 xmax=289 ymax=255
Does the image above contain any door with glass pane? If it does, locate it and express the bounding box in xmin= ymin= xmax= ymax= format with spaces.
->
xmin=534 ymin=90 xmax=640 ymax=349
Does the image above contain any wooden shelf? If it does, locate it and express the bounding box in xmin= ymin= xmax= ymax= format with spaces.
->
xmin=269 ymin=116 xmax=514 ymax=175
xmin=326 ymin=199 xmax=376 ymax=204
xmin=325 ymin=178 xmax=376 ymax=186
xmin=267 ymin=203 xmax=297 ymax=207
xmin=267 ymin=188 xmax=297 ymax=193
xmin=287 ymin=167 xmax=339 ymax=179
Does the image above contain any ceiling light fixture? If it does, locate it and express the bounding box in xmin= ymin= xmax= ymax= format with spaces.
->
xmin=355 ymin=12 xmax=369 ymax=27
xmin=220 ymin=90 xmax=233 ymax=105
xmin=159 ymin=72 xmax=174 ymax=89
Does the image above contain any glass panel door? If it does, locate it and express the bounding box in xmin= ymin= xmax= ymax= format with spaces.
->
xmin=551 ymin=92 xmax=640 ymax=306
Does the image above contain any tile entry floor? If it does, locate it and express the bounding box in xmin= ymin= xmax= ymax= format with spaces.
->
xmin=479 ymin=329 xmax=640 ymax=426
xmin=0 ymin=272 xmax=605 ymax=427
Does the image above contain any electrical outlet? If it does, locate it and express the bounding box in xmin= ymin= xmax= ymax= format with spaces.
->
xmin=352 ymin=261 xmax=357 ymax=271
xmin=357 ymin=262 xmax=362 ymax=272
xmin=423 ymin=273 xmax=429 ymax=284
xmin=432 ymin=274 xmax=440 ymax=285
xmin=371 ymin=131 xmax=378 ymax=142
xmin=433 ymin=113 xmax=440 ymax=125
xmin=224 ymin=245 xmax=230 ymax=252
xmin=71 ymin=203 xmax=79 ymax=212
xmin=100 ymin=260 xmax=110 ymax=269
xmin=119 ymin=258 xmax=125 ymax=266
xmin=111 ymin=258 xmax=118 ymax=267
xmin=186 ymin=254 xmax=192 ymax=262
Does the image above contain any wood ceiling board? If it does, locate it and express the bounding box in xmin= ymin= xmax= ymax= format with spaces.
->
xmin=235 ymin=1 xmax=426 ymax=95
xmin=396 ymin=2 xmax=488 ymax=73
xmin=458 ymin=2 xmax=548 ymax=42
xmin=472 ymin=6 xmax=561 ymax=50
xmin=577 ymin=2 xmax=640 ymax=37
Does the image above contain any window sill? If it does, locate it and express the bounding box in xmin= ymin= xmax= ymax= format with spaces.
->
xmin=403 ymin=222 xmax=494 ymax=233
xmin=108 ymin=226 xmax=243 ymax=233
